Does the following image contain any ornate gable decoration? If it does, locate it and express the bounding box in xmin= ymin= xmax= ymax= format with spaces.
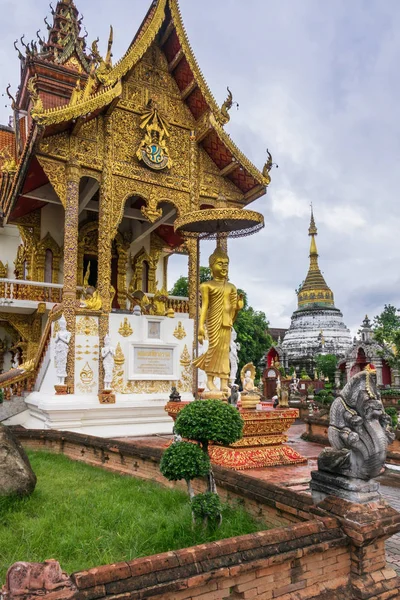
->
xmin=136 ymin=99 xmax=172 ymax=171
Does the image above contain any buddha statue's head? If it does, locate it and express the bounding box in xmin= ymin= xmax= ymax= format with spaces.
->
xmin=209 ymin=246 xmax=229 ymax=280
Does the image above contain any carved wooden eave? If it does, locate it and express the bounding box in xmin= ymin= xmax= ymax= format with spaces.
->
xmin=1 ymin=124 xmax=42 ymax=220
xmin=31 ymin=80 xmax=122 ymax=126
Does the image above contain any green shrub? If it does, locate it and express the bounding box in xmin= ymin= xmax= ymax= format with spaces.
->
xmin=0 ymin=389 xmax=3 ymax=404
xmin=175 ymin=400 xmax=243 ymax=449
xmin=160 ymin=442 xmax=210 ymax=482
xmin=385 ymin=407 xmax=398 ymax=428
xmin=191 ymin=492 xmax=223 ymax=521
xmin=381 ymin=388 xmax=400 ymax=397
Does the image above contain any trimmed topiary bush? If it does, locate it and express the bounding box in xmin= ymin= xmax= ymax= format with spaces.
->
xmin=174 ymin=399 xmax=243 ymax=452
xmin=161 ymin=400 xmax=244 ymax=525
xmin=160 ymin=441 xmax=210 ymax=499
xmin=191 ymin=492 xmax=223 ymax=524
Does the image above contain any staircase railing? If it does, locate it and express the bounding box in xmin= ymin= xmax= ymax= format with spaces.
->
xmin=0 ymin=304 xmax=64 ymax=400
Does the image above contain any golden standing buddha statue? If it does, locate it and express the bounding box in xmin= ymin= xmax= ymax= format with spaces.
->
xmin=193 ymin=247 xmax=243 ymax=393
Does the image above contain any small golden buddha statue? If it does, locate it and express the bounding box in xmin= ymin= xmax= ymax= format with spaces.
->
xmin=193 ymin=246 xmax=243 ymax=392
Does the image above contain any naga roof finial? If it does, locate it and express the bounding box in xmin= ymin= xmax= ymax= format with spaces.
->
xmin=220 ymin=86 xmax=239 ymax=125
xmin=262 ymin=148 xmax=278 ymax=185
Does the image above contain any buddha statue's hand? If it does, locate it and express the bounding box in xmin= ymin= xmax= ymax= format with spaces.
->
xmin=237 ymin=294 xmax=244 ymax=310
xmin=198 ymin=327 xmax=205 ymax=344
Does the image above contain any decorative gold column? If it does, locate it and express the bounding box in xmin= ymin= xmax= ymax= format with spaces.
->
xmin=63 ymin=160 xmax=81 ymax=390
xmin=97 ymin=115 xmax=113 ymax=393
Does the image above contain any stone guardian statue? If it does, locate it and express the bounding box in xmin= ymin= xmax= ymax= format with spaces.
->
xmin=311 ymin=366 xmax=395 ymax=503
xmin=192 ymin=246 xmax=243 ymax=393
xmin=101 ymin=334 xmax=115 ymax=390
xmin=54 ymin=315 xmax=71 ymax=385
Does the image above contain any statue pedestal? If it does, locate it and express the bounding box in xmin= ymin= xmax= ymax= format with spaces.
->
xmin=199 ymin=390 xmax=228 ymax=401
xmin=240 ymin=393 xmax=260 ymax=410
xmin=164 ymin=402 xmax=306 ymax=470
xmin=310 ymin=470 xmax=381 ymax=504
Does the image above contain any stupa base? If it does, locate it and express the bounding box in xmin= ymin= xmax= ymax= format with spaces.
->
xmin=208 ymin=444 xmax=307 ymax=470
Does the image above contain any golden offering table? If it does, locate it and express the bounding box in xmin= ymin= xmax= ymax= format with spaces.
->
xmin=164 ymin=401 xmax=307 ymax=470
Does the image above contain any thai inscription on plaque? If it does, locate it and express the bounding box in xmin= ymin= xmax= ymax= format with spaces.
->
xmin=130 ymin=345 xmax=176 ymax=380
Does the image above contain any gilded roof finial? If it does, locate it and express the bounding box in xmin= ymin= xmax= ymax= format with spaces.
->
xmin=105 ymin=25 xmax=113 ymax=68
xmin=220 ymin=87 xmax=238 ymax=125
xmin=262 ymin=148 xmax=278 ymax=185
xmin=296 ymin=206 xmax=335 ymax=309
xmin=309 ymin=203 xmax=317 ymax=236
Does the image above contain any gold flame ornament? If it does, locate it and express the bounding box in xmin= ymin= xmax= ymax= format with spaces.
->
xmin=173 ymin=321 xmax=186 ymax=340
xmin=118 ymin=317 xmax=133 ymax=337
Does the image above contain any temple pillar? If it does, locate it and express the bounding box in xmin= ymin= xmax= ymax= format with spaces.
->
xmin=63 ymin=160 xmax=81 ymax=390
xmin=97 ymin=115 xmax=113 ymax=392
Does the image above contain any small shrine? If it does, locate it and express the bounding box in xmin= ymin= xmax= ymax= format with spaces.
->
xmin=337 ymin=315 xmax=399 ymax=388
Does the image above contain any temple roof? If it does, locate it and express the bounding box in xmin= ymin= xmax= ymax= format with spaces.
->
xmin=297 ymin=209 xmax=335 ymax=309
xmin=1 ymin=0 xmax=272 ymax=219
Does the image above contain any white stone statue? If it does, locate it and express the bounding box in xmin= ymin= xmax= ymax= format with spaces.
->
xmin=12 ymin=349 xmax=20 ymax=369
xmin=101 ymin=333 xmax=115 ymax=390
xmin=54 ymin=314 xmax=71 ymax=385
xmin=229 ymin=329 xmax=241 ymax=385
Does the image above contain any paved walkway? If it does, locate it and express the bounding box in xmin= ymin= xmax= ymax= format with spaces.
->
xmin=119 ymin=421 xmax=400 ymax=574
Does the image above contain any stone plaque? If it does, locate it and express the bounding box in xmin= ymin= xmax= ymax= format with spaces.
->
xmin=129 ymin=344 xmax=177 ymax=380
xmin=148 ymin=321 xmax=161 ymax=339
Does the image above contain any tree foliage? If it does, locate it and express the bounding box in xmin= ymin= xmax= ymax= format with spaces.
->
xmin=315 ymin=354 xmax=337 ymax=383
xmin=160 ymin=442 xmax=210 ymax=482
xmin=233 ymin=289 xmax=272 ymax=382
xmin=169 ymin=267 xmax=211 ymax=297
xmin=191 ymin=492 xmax=223 ymax=521
xmin=175 ymin=399 xmax=243 ymax=449
xmin=373 ymin=304 xmax=400 ymax=371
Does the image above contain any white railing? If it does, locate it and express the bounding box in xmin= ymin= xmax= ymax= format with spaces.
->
xmin=0 ymin=278 xmax=64 ymax=305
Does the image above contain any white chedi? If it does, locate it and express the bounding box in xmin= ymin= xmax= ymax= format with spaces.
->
xmin=101 ymin=333 xmax=115 ymax=390
xmin=54 ymin=314 xmax=71 ymax=385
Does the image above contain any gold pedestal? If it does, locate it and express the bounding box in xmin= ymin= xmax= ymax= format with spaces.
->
xmin=200 ymin=390 xmax=228 ymax=401
xmin=164 ymin=402 xmax=306 ymax=470
xmin=99 ymin=390 xmax=116 ymax=404
xmin=54 ymin=385 xmax=68 ymax=395
xmin=240 ymin=393 xmax=260 ymax=410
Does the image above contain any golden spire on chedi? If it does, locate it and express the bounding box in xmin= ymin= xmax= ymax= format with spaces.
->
xmin=297 ymin=208 xmax=334 ymax=309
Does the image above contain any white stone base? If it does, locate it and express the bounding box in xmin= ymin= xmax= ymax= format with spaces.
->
xmin=9 ymin=391 xmax=191 ymax=438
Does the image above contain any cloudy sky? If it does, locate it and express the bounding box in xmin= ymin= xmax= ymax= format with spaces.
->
xmin=1 ymin=0 xmax=400 ymax=334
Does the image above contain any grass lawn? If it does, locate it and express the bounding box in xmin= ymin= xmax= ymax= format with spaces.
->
xmin=0 ymin=450 xmax=266 ymax=584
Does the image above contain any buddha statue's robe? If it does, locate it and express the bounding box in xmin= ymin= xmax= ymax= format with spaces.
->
xmin=193 ymin=280 xmax=239 ymax=379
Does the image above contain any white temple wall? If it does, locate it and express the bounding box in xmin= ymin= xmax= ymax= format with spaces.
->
xmin=0 ymin=224 xmax=21 ymax=276
xmin=20 ymin=312 xmax=195 ymax=437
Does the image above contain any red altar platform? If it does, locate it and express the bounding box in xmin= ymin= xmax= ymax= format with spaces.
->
xmin=164 ymin=401 xmax=306 ymax=470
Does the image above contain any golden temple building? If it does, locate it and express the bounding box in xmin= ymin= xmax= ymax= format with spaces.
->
xmin=0 ymin=0 xmax=271 ymax=436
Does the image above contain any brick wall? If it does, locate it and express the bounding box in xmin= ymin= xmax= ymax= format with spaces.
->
xmin=5 ymin=428 xmax=400 ymax=600
xmin=71 ymin=520 xmax=350 ymax=600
